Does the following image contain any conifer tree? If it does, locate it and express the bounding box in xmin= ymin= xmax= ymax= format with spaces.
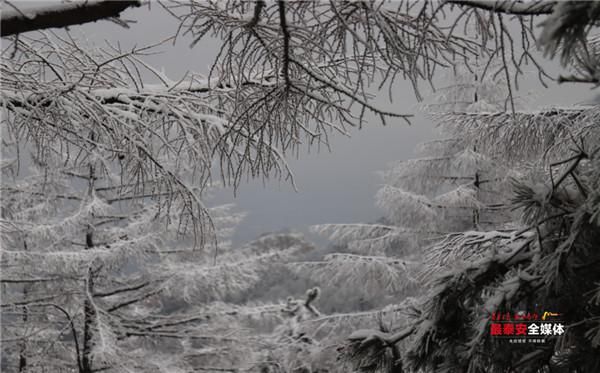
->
xmin=0 ymin=129 xmax=309 ymax=372
xmin=297 ymin=60 xmax=515 ymax=372
xmin=339 ymin=5 xmax=600 ymax=372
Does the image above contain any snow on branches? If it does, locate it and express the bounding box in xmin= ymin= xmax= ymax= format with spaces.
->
xmin=438 ymin=106 xmax=600 ymax=165
xmin=339 ymin=103 xmax=600 ymax=373
xmin=311 ymin=223 xmax=416 ymax=256
xmin=290 ymin=253 xmax=418 ymax=296
xmin=0 ymin=129 xmax=308 ymax=372
xmin=1 ymin=1 xmax=141 ymax=37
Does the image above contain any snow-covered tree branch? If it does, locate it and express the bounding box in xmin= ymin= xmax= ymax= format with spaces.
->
xmin=446 ymin=0 xmax=555 ymax=15
xmin=1 ymin=1 xmax=142 ymax=37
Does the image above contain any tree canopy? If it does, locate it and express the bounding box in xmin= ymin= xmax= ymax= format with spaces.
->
xmin=2 ymin=1 xmax=600 ymax=373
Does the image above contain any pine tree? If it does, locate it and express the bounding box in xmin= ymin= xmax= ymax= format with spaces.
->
xmin=307 ymin=61 xmax=513 ymax=300
xmin=339 ymin=9 xmax=600 ymax=372
xmin=287 ymin=61 xmax=513 ymax=372
xmin=395 ymin=104 xmax=600 ymax=373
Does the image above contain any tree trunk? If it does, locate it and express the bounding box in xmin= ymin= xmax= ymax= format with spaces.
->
xmin=19 ymin=240 xmax=29 ymax=372
xmin=82 ymin=160 xmax=96 ymax=373
xmin=473 ymin=170 xmax=480 ymax=228
xmin=81 ymin=269 xmax=95 ymax=373
xmin=390 ymin=344 xmax=404 ymax=373
xmin=18 ymin=286 xmax=28 ymax=372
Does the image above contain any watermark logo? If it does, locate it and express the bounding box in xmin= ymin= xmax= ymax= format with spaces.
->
xmin=489 ymin=310 xmax=564 ymax=344
xmin=541 ymin=311 xmax=560 ymax=321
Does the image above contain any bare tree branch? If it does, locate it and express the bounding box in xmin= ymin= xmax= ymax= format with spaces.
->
xmin=245 ymin=0 xmax=265 ymax=28
xmin=446 ymin=0 xmax=555 ymax=15
xmin=558 ymin=75 xmax=600 ymax=84
xmin=1 ymin=0 xmax=142 ymax=37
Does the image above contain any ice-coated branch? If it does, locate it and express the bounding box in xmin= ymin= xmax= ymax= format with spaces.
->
xmin=1 ymin=0 xmax=142 ymax=37
xmin=438 ymin=106 xmax=600 ymax=164
xmin=290 ymin=253 xmax=418 ymax=295
xmin=445 ymin=0 xmax=555 ymax=15
xmin=165 ymin=0 xmax=545 ymax=112
xmin=422 ymin=229 xmax=535 ymax=277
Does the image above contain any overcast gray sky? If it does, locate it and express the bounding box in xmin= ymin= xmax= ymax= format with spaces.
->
xmin=49 ymin=2 xmax=595 ymax=247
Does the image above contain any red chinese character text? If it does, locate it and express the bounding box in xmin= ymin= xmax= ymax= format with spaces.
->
xmin=515 ymin=323 xmax=528 ymax=336
xmin=503 ymin=323 xmax=514 ymax=335
xmin=491 ymin=323 xmax=503 ymax=336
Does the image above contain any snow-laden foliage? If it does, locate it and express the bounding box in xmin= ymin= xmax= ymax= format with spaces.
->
xmin=437 ymin=106 xmax=600 ymax=165
xmin=290 ymin=253 xmax=419 ymax=296
xmin=298 ymin=58 xmax=526 ymax=372
xmin=335 ymin=6 xmax=600 ymax=373
xmin=1 ymin=0 xmax=550 ymax=244
xmin=340 ymin=147 xmax=600 ymax=373
xmin=0 ymin=129 xmax=314 ymax=372
xmin=3 ymin=1 xmax=600 ymax=372
xmin=311 ymin=58 xmax=518 ymax=289
xmin=293 ymin=58 xmax=515 ymax=371
xmin=163 ymin=0 xmax=545 ymax=102
xmin=539 ymin=1 xmax=600 ymax=66
xmin=163 ymin=244 xmax=306 ymax=302
xmin=311 ymin=224 xmax=416 ymax=256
